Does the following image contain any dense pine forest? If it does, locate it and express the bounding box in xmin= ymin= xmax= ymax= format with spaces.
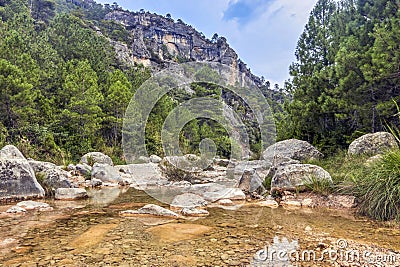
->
xmin=282 ymin=0 xmax=400 ymax=154
xmin=0 ymin=0 xmax=399 ymax=164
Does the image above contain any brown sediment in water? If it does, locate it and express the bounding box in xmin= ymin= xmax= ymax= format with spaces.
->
xmin=0 ymin=188 xmax=399 ymax=266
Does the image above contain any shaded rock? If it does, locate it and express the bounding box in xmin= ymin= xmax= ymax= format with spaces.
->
xmin=0 ymin=146 xmax=45 ymax=201
xmin=348 ymin=132 xmax=398 ymax=156
xmin=76 ymin=163 xmax=92 ymax=177
xmin=0 ymin=145 xmax=25 ymax=160
xmin=6 ymin=206 xmax=26 ymax=213
xmin=55 ymin=188 xmax=88 ymax=200
xmin=270 ymin=164 xmax=332 ymax=193
xmin=213 ymin=158 xmax=230 ymax=167
xmin=28 ymin=160 xmax=72 ymax=190
xmin=181 ymin=207 xmax=209 ymax=217
xmin=120 ymin=204 xmax=179 ymax=218
xmin=187 ymin=183 xmax=245 ymax=202
xmin=91 ymin=163 xmax=122 ymax=183
xmin=149 ymin=155 xmax=162 ymax=163
xmin=238 ymin=169 xmax=263 ymax=193
xmin=16 ymin=201 xmax=51 ymax=210
xmin=263 ymin=139 xmax=323 ymax=162
xmin=41 ymin=168 xmax=72 ymax=190
xmin=170 ymin=193 xmax=207 ymax=209
xmin=28 ymin=160 xmax=57 ymax=173
xmin=80 ymin=152 xmax=113 ymax=166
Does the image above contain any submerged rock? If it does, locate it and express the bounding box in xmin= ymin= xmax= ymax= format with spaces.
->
xmin=80 ymin=152 xmax=113 ymax=166
xmin=16 ymin=200 xmax=51 ymax=210
xmin=120 ymin=204 xmax=179 ymax=218
xmin=269 ymin=163 xmax=332 ymax=194
xmin=170 ymin=193 xmax=207 ymax=209
xmin=186 ymin=183 xmax=245 ymax=202
xmin=0 ymin=146 xmax=45 ymax=201
xmin=263 ymin=139 xmax=323 ymax=162
xmin=6 ymin=206 xmax=27 ymax=213
xmin=181 ymin=207 xmax=209 ymax=217
xmin=348 ymin=132 xmax=398 ymax=156
xmin=55 ymin=188 xmax=88 ymax=200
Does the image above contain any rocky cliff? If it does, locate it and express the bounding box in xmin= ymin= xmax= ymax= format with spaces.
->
xmin=103 ymin=10 xmax=262 ymax=86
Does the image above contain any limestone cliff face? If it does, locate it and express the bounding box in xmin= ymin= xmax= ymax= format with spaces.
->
xmin=104 ymin=10 xmax=262 ymax=86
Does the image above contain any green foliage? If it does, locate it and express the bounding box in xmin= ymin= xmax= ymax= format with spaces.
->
xmin=350 ymin=150 xmax=400 ymax=221
xmin=284 ymin=0 xmax=400 ymax=154
xmin=304 ymin=175 xmax=334 ymax=196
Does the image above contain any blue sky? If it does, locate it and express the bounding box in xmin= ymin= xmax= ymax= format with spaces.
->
xmin=95 ymin=0 xmax=318 ymax=86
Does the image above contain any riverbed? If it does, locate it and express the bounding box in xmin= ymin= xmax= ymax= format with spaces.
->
xmin=0 ymin=187 xmax=399 ymax=266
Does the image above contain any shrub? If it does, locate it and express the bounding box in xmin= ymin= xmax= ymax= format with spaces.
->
xmin=352 ymin=150 xmax=400 ymax=221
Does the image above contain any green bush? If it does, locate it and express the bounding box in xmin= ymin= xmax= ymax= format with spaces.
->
xmin=352 ymin=150 xmax=400 ymax=221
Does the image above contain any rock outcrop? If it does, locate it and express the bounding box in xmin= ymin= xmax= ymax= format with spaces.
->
xmin=348 ymin=132 xmax=398 ymax=156
xmin=263 ymin=139 xmax=323 ymax=162
xmin=104 ymin=10 xmax=262 ymax=87
xmin=0 ymin=145 xmax=45 ymax=201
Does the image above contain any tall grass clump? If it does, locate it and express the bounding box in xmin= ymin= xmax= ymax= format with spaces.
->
xmin=351 ymin=150 xmax=400 ymax=221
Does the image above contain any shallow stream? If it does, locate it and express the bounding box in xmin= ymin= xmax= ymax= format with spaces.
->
xmin=0 ymin=187 xmax=399 ymax=266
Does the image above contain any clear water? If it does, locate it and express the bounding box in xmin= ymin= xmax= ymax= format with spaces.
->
xmin=0 ymin=187 xmax=399 ymax=266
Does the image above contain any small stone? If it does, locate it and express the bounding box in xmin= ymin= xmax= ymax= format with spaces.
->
xmin=220 ymin=254 xmax=229 ymax=260
xmin=302 ymin=198 xmax=313 ymax=207
xmin=305 ymin=226 xmax=312 ymax=232
xmin=6 ymin=206 xmax=27 ymax=213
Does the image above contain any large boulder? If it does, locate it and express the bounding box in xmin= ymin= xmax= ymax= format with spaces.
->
xmin=80 ymin=152 xmax=113 ymax=166
xmin=263 ymin=139 xmax=323 ymax=162
xmin=348 ymin=132 xmax=398 ymax=156
xmin=42 ymin=168 xmax=72 ymax=189
xmin=91 ymin=163 xmax=122 ymax=183
xmin=0 ymin=146 xmax=45 ymax=201
xmin=28 ymin=160 xmax=72 ymax=190
xmin=269 ymin=163 xmax=332 ymax=194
